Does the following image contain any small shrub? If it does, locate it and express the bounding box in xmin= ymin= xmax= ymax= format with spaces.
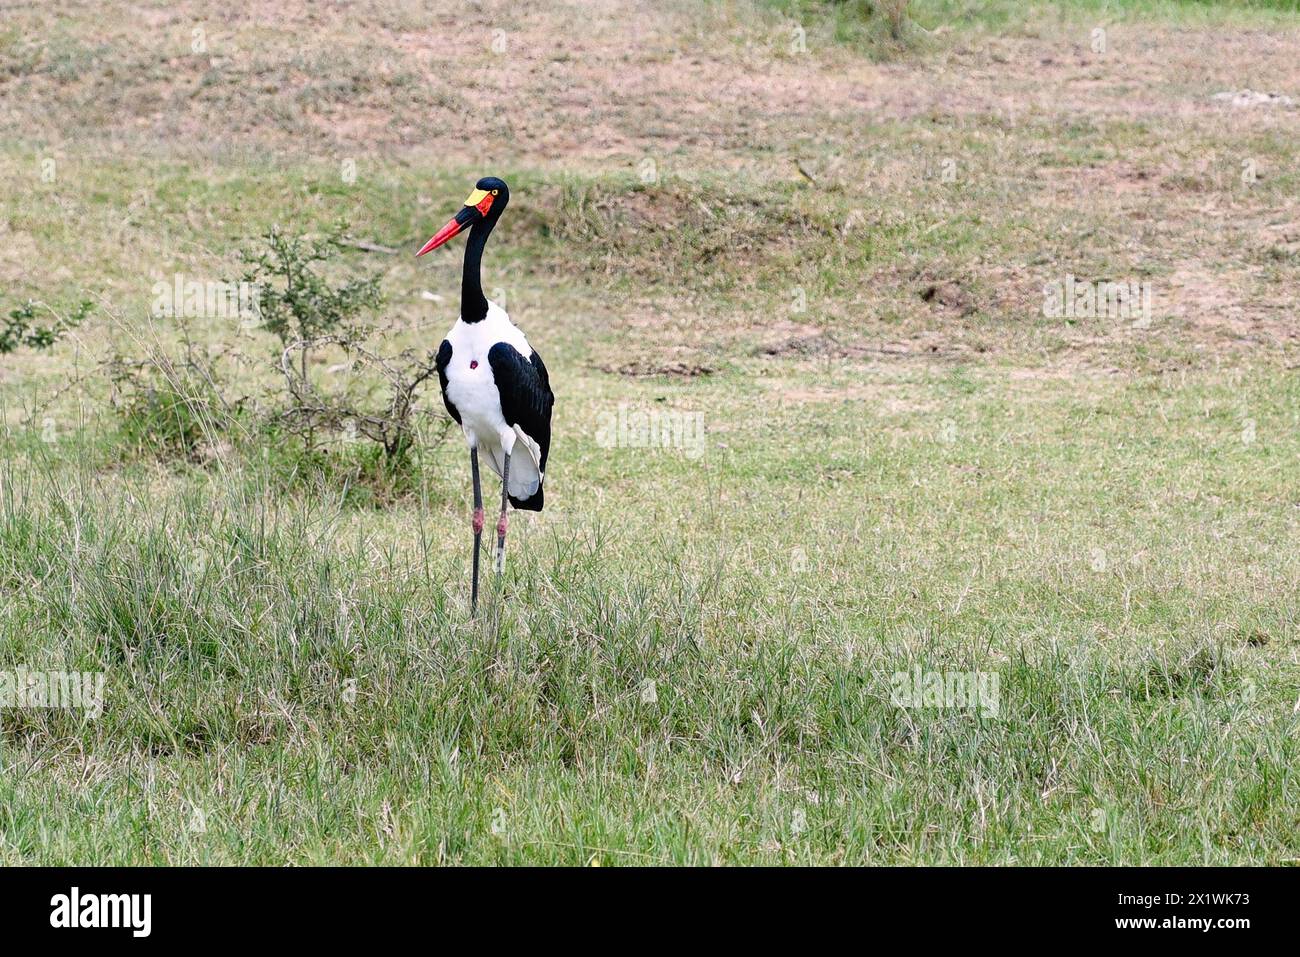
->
xmin=235 ymin=223 xmax=444 ymax=464
xmin=109 ymin=346 xmax=239 ymax=463
xmin=236 ymin=222 xmax=383 ymax=385
xmin=1 ymin=299 xmax=91 ymax=354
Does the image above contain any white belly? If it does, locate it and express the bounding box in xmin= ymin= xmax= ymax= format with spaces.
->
xmin=445 ymin=361 xmax=508 ymax=445
xmin=442 ymin=302 xmax=543 ymax=498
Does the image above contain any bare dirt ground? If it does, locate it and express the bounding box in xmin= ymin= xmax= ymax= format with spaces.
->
xmin=2 ymin=1 xmax=1298 ymax=367
xmin=8 ymin=4 xmax=1299 ymax=148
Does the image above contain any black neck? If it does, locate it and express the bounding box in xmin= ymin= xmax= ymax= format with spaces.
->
xmin=461 ymin=213 xmax=498 ymax=324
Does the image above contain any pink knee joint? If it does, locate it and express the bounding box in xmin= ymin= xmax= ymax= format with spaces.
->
xmin=497 ymin=513 xmax=508 ymax=537
xmin=472 ymin=507 xmax=485 ymax=534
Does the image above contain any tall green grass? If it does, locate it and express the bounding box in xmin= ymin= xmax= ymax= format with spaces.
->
xmin=3 ymin=357 xmax=1299 ymax=863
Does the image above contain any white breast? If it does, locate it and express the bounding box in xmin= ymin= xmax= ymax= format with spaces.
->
xmin=443 ymin=300 xmax=531 ymax=450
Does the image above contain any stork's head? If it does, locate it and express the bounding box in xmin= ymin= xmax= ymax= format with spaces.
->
xmin=416 ymin=177 xmax=510 ymax=256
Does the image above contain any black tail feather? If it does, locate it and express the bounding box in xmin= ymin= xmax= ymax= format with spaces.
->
xmin=509 ymin=483 xmax=543 ymax=511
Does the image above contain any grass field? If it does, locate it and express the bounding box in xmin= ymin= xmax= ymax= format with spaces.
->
xmin=2 ymin=0 xmax=1299 ymax=864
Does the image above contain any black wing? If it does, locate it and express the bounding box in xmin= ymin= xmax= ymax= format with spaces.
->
xmin=435 ymin=339 xmax=460 ymax=424
xmin=487 ymin=342 xmax=553 ymax=474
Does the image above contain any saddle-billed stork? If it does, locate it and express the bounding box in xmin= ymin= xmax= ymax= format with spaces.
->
xmin=418 ymin=177 xmax=554 ymax=614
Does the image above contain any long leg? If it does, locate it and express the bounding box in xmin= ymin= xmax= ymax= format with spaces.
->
xmin=495 ymin=452 xmax=510 ymax=574
xmin=470 ymin=447 xmax=484 ymax=615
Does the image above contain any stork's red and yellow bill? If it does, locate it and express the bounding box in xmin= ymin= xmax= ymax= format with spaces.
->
xmin=416 ymin=187 xmax=497 ymax=256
